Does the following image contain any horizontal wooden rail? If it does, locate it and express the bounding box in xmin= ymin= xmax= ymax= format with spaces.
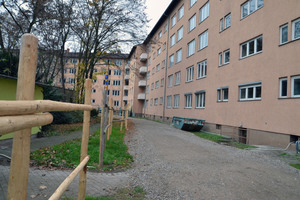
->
xmin=49 ymin=156 xmax=90 ymax=200
xmin=0 ymin=113 xmax=53 ymax=136
xmin=0 ymin=100 xmax=93 ymax=116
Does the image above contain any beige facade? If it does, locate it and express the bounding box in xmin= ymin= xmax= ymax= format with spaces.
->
xmin=128 ymin=0 xmax=300 ymax=147
xmin=54 ymin=53 xmax=129 ymax=111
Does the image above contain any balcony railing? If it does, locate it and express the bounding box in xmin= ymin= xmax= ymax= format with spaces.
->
xmin=137 ymin=93 xmax=146 ymax=100
xmin=124 ymin=75 xmax=130 ymax=80
xmin=139 ymin=66 xmax=147 ymax=74
xmin=140 ymin=53 xmax=147 ymax=62
xmin=124 ymin=85 xmax=129 ymax=90
xmin=138 ymin=80 xmax=146 ymax=87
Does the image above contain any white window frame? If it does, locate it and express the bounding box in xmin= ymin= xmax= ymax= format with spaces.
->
xmin=185 ymin=94 xmax=192 ymax=108
xmin=154 ymin=98 xmax=158 ymax=106
xmin=164 ymin=24 xmax=168 ymax=32
xmin=171 ymin=14 xmax=177 ymax=27
xmin=92 ymin=99 xmax=96 ymax=103
xmin=188 ymin=39 xmax=195 ymax=57
xmin=280 ymin=24 xmax=288 ymax=44
xmin=197 ymin=60 xmax=207 ymax=79
xmin=156 ymin=64 xmax=160 ymax=72
xmin=199 ymin=30 xmax=208 ymax=50
xmin=239 ymin=83 xmax=262 ymax=101
xmin=186 ymin=66 xmax=194 ymax=82
xmin=155 ymin=81 xmax=159 ymax=89
xmin=225 ymin=13 xmax=231 ymax=29
xmin=177 ymin=26 xmax=183 ymax=41
xmin=219 ymin=53 xmax=223 ymax=66
xmin=167 ymin=96 xmax=172 ymax=108
xmin=178 ymin=5 xmax=184 ymax=20
xmin=291 ymin=76 xmax=300 ymax=97
xmin=158 ymin=31 xmax=162 ymax=39
xmin=175 ymin=71 xmax=181 ymax=85
xmin=170 ymin=34 xmax=176 ymax=47
xmin=279 ymin=77 xmax=288 ymax=98
xmin=224 ymin=49 xmax=230 ymax=64
xmin=220 ymin=18 xmax=224 ymax=32
xmin=195 ymin=92 xmax=205 ymax=108
xmin=190 ymin=0 xmax=197 ymax=7
xmin=157 ymin=48 xmax=161 ymax=55
xmin=168 ymin=74 xmax=173 ymax=87
xmin=114 ymin=101 xmax=119 ymax=107
xmin=189 ymin=14 xmax=197 ymax=32
xmin=222 ymin=88 xmax=229 ymax=101
xmin=241 ymin=0 xmax=264 ymax=19
xmin=174 ymin=94 xmax=180 ymax=108
xmin=200 ymin=1 xmax=209 ymax=22
xmin=169 ymin=54 xmax=174 ymax=67
xmin=292 ymin=18 xmax=300 ymax=40
xmin=240 ymin=35 xmax=263 ymax=58
xmin=176 ymin=49 xmax=182 ymax=63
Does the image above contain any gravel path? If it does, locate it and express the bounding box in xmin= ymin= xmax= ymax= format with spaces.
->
xmin=126 ymin=118 xmax=300 ymax=200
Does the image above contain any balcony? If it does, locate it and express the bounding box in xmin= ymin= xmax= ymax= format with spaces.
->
xmin=138 ymin=80 xmax=146 ymax=87
xmin=124 ymin=85 xmax=129 ymax=90
xmin=125 ymin=64 xmax=130 ymax=69
xmin=137 ymin=93 xmax=146 ymax=100
xmin=139 ymin=66 xmax=147 ymax=74
xmin=140 ymin=53 xmax=147 ymax=62
xmin=124 ymin=75 xmax=130 ymax=80
xmin=123 ymin=96 xmax=128 ymax=101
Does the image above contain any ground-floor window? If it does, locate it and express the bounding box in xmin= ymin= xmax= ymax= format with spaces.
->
xmin=174 ymin=94 xmax=180 ymax=108
xmin=195 ymin=91 xmax=205 ymax=108
xmin=292 ymin=76 xmax=300 ymax=97
xmin=239 ymin=82 xmax=261 ymax=101
xmin=167 ymin=96 xmax=172 ymax=108
xmin=185 ymin=94 xmax=192 ymax=108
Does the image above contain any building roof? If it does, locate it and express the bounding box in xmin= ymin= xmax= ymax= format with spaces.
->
xmin=64 ymin=52 xmax=129 ymax=60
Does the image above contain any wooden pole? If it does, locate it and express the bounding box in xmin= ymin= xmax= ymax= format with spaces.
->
xmin=7 ymin=34 xmax=38 ymax=200
xmin=78 ymin=79 xmax=92 ymax=200
xmin=120 ymin=102 xmax=124 ymax=131
xmin=0 ymin=100 xmax=93 ymax=116
xmin=49 ymin=156 xmax=90 ymax=200
xmin=0 ymin=113 xmax=53 ymax=136
xmin=99 ymin=89 xmax=108 ymax=166
xmin=107 ymin=98 xmax=113 ymax=140
xmin=125 ymin=104 xmax=129 ymax=130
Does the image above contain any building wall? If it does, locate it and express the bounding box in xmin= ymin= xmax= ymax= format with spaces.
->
xmin=129 ymin=0 xmax=300 ymax=147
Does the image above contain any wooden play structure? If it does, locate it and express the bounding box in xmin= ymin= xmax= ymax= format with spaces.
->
xmin=0 ymin=34 xmax=129 ymax=199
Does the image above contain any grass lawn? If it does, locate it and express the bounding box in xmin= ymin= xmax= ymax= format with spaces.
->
xmin=30 ymin=123 xmax=133 ymax=171
xmin=191 ymin=131 xmax=257 ymax=150
xmin=290 ymin=163 xmax=300 ymax=170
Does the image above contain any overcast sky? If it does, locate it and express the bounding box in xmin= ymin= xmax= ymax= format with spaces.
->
xmin=145 ymin=0 xmax=172 ymax=33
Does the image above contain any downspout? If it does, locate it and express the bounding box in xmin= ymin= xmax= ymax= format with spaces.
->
xmin=162 ymin=15 xmax=170 ymax=122
xmin=143 ymin=46 xmax=149 ymax=117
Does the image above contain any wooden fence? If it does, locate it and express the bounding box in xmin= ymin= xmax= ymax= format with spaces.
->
xmin=0 ymin=34 xmax=91 ymax=200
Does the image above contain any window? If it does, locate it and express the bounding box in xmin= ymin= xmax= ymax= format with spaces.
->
xmin=190 ymin=0 xmax=197 ymax=7
xmin=171 ymin=14 xmax=176 ymax=27
xmin=189 ymin=14 xmax=197 ymax=32
xmin=156 ymin=64 xmax=160 ymax=72
xmin=147 ymin=71 xmax=150 ymax=80
xmin=112 ymin=90 xmax=120 ymax=96
xmin=69 ymin=68 xmax=76 ymax=74
xmin=145 ymin=100 xmax=148 ymax=108
xmin=220 ymin=19 xmax=224 ymax=32
xmin=154 ymin=98 xmax=158 ymax=106
xmin=195 ymin=91 xmax=205 ymax=108
xmin=150 ymin=99 xmax=153 ymax=106
xmin=241 ymin=0 xmax=264 ymax=19
xmin=292 ymin=18 xmax=300 ymax=40
xmin=240 ymin=36 xmax=263 ymax=58
xmin=167 ymin=96 xmax=172 ymax=108
xmin=158 ymin=31 xmax=162 ymax=38
xmin=68 ymin=78 xmax=75 ymax=84
xmin=239 ymin=82 xmax=262 ymax=101
xmin=174 ymin=95 xmax=180 ymax=108
xmin=148 ymin=57 xmax=151 ymax=66
xmin=93 ymin=79 xmax=97 ymax=83
xmin=199 ymin=30 xmax=208 ymax=50
xmin=114 ymin=70 xmax=121 ymax=75
xmin=169 ymin=54 xmax=174 ymax=67
xmin=161 ymin=78 xmax=164 ymax=87
xmin=157 ymin=48 xmax=161 ymax=55
xmin=92 ymin=89 xmax=96 ymax=93
xmin=170 ymin=34 xmax=176 ymax=47
xmin=92 ymin=99 xmax=96 ymax=103
xmin=164 ymin=24 xmax=168 ymax=32
xmin=94 ymin=69 xmax=98 ymax=73
xmin=177 ymin=26 xmax=183 ymax=41
xmin=225 ymin=13 xmax=231 ymax=29
xmin=146 ymin=85 xmax=149 ymax=94
xmin=162 ymin=60 xmax=166 ymax=68
xmin=124 ymin=90 xmax=128 ymax=96
xmin=219 ymin=53 xmax=223 ymax=66
xmin=280 ymin=24 xmax=288 ymax=44
xmin=155 ymin=81 xmax=159 ymax=89
xmin=217 ymin=87 xmax=229 ymax=102
xmin=186 ymin=66 xmax=194 ymax=82
xmin=114 ymin=101 xmax=119 ymax=106
xmin=188 ymin=40 xmax=195 ymax=56
xmin=59 ymin=78 xmax=66 ymax=83
xmin=175 ymin=71 xmax=181 ymax=85
xmin=292 ymin=76 xmax=300 ymax=97
xmin=168 ymin=74 xmax=173 ymax=87
xmin=70 ymin=58 xmax=77 ymax=64
xmin=160 ymin=97 xmax=163 ymax=105
xmin=185 ymin=94 xmax=192 ymax=108
xmin=176 ymin=49 xmax=182 ymax=63
xmin=200 ymin=1 xmax=209 ymax=22
xmin=197 ymin=60 xmax=207 ymax=79
xmin=178 ymin=5 xmax=184 ymax=19
xmin=163 ymin=42 xmax=167 ymax=50
xmin=279 ymin=78 xmax=287 ymax=98
xmin=103 ymin=80 xmax=110 ymax=85
xmin=64 ymin=69 xmax=67 ymax=74
xmin=151 ymin=83 xmax=154 ymax=90
xmin=152 ymin=67 xmax=155 ymax=74
xmin=224 ymin=49 xmax=230 ymax=64
xmin=113 ymin=80 xmax=121 ymax=86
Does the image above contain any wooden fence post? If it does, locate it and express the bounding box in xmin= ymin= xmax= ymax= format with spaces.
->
xmin=125 ymin=105 xmax=129 ymax=130
xmin=107 ymin=98 xmax=113 ymax=140
xmin=120 ymin=102 xmax=125 ymax=131
xmin=7 ymin=34 xmax=38 ymax=200
xmin=78 ymin=79 xmax=92 ymax=200
xmin=99 ymin=91 xmax=108 ymax=167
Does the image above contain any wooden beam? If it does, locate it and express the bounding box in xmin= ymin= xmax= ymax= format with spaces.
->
xmin=0 ymin=113 xmax=53 ymax=136
xmin=78 ymin=79 xmax=92 ymax=200
xmin=7 ymin=33 xmax=38 ymax=200
xmin=0 ymin=100 xmax=93 ymax=116
xmin=49 ymin=156 xmax=90 ymax=200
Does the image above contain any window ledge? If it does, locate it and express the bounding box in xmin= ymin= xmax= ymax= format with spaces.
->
xmin=196 ymin=76 xmax=206 ymax=80
xmin=279 ymin=37 xmax=300 ymax=47
xmin=195 ymin=107 xmax=205 ymax=109
xmin=238 ymin=99 xmax=261 ymax=102
xmin=219 ymin=26 xmax=231 ymax=34
xmin=184 ymin=107 xmax=192 ymax=109
xmin=198 ymin=46 xmax=208 ymax=52
xmin=219 ymin=63 xmax=230 ymax=67
xmin=217 ymin=100 xmax=228 ymax=103
xmin=174 ymin=84 xmax=180 ymax=86
xmin=278 ymin=96 xmax=300 ymax=99
xmin=186 ymin=80 xmax=193 ymax=83
xmin=239 ymin=51 xmax=263 ymax=60
xmin=187 ymin=54 xmax=195 ymax=58
xmin=240 ymin=6 xmax=264 ymax=21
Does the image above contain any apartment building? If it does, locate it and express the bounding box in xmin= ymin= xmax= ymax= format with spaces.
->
xmin=54 ymin=52 xmax=129 ymax=111
xmin=127 ymin=0 xmax=300 ymax=148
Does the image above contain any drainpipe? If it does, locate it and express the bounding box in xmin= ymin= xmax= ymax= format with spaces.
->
xmin=162 ymin=15 xmax=170 ymax=122
xmin=143 ymin=46 xmax=149 ymax=117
